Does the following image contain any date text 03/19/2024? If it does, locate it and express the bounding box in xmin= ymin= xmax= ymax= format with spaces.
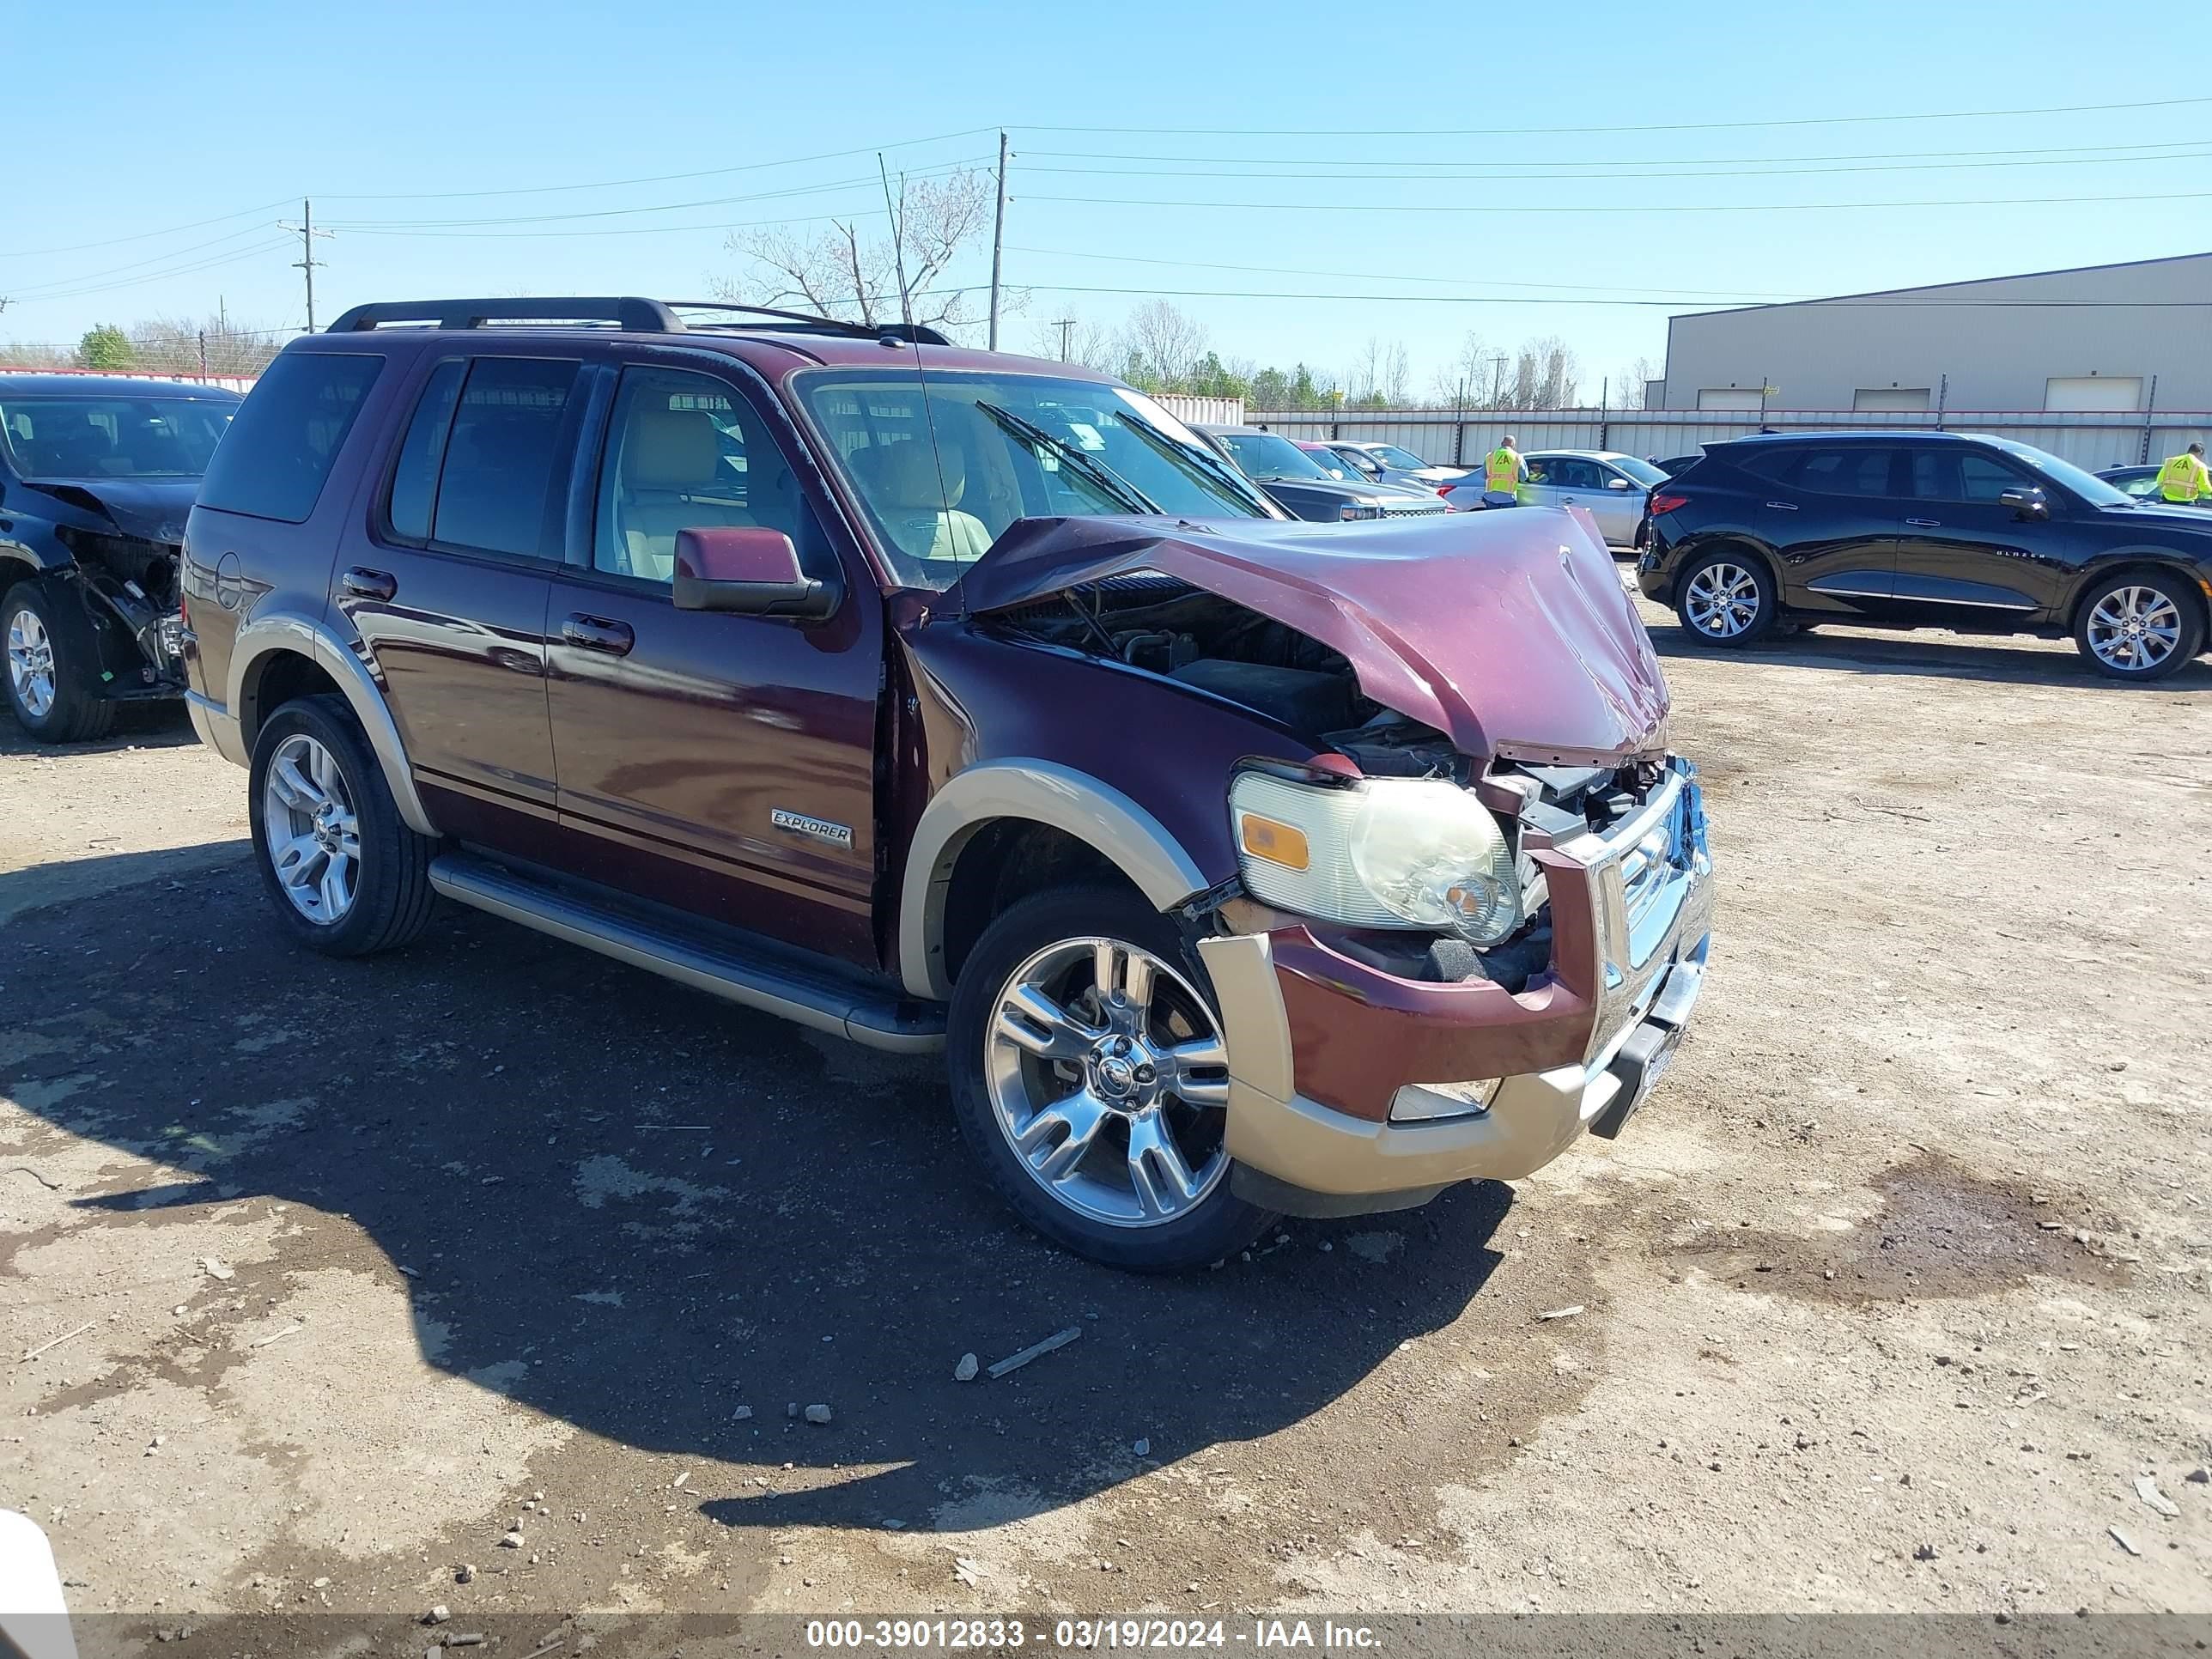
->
xmin=802 ymin=1618 xmax=1382 ymax=1650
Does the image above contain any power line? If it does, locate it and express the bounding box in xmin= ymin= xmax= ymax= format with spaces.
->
xmin=1014 ymin=148 xmax=2212 ymax=185
xmin=5 ymin=222 xmax=282 ymax=299
xmin=1006 ymin=245 xmax=1813 ymax=300
xmin=1012 ymin=93 xmax=2212 ymax=138
xmin=1024 ymin=189 xmax=2212 ymax=216
xmin=0 ymin=199 xmax=295 ymax=261
xmin=1017 ymin=137 xmax=2212 ymax=169
xmin=11 ymin=239 xmax=296 ymax=305
xmin=317 ymin=126 xmax=998 ymax=202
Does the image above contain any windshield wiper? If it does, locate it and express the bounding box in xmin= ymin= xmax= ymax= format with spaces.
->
xmin=973 ymin=401 xmax=1160 ymax=515
xmin=1111 ymin=409 xmax=1272 ymax=513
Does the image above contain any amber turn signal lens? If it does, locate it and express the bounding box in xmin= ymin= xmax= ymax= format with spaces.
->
xmin=1239 ymin=813 xmax=1310 ymax=872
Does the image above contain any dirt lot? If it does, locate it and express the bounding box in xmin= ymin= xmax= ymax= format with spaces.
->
xmin=2 ymin=609 xmax=2208 ymax=1647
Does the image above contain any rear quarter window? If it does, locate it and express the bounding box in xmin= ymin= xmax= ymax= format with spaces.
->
xmin=196 ymin=351 xmax=382 ymax=523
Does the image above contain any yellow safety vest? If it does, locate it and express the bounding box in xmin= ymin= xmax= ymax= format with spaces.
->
xmin=1485 ymin=447 xmax=1522 ymax=493
xmin=2155 ymin=452 xmax=2211 ymax=503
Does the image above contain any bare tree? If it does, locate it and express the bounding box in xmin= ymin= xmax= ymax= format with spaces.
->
xmin=126 ymin=313 xmax=283 ymax=378
xmin=1383 ymin=341 xmax=1410 ymax=407
xmin=1431 ymin=330 xmax=1501 ymax=408
xmin=716 ymin=168 xmax=997 ymax=333
xmin=1608 ymin=355 xmax=1659 ymax=410
xmin=1508 ymin=335 xmax=1582 ymax=409
xmin=0 ymin=339 xmax=74 ymax=370
xmin=1029 ymin=315 xmax=1116 ymax=369
xmin=1117 ymin=301 xmax=1210 ymax=391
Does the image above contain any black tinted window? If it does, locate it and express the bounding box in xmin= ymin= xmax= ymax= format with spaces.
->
xmin=1730 ymin=447 xmax=1801 ymax=485
xmin=386 ymin=360 xmax=465 ymax=543
xmin=197 ymin=352 xmax=381 ymax=522
xmin=1794 ymin=447 xmax=1898 ymax=497
xmin=1910 ymin=448 xmax=2033 ymax=503
xmin=430 ymin=359 xmax=580 ymax=558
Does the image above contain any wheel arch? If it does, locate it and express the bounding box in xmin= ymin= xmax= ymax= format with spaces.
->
xmin=900 ymin=761 xmax=1213 ymax=1001
xmin=229 ymin=614 xmax=439 ymax=837
xmin=2063 ymin=556 xmax=2212 ymax=643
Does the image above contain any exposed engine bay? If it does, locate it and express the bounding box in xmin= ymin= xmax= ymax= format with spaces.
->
xmin=31 ymin=479 xmax=187 ymax=688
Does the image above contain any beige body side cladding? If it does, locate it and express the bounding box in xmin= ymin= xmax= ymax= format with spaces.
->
xmin=195 ymin=611 xmax=438 ymax=838
xmin=898 ymin=759 xmax=1210 ymax=1001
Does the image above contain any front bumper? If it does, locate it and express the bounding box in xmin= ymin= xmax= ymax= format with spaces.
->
xmin=1201 ymin=758 xmax=1714 ymax=1216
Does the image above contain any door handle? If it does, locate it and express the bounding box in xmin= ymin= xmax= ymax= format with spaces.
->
xmin=562 ymin=614 xmax=635 ymax=657
xmin=1905 ymin=518 xmax=1941 ymax=527
xmin=1764 ymin=501 xmax=1799 ymax=512
xmin=340 ymin=567 xmax=397 ymax=602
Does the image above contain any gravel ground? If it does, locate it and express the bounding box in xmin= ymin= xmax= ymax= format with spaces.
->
xmin=1 ymin=607 xmax=2207 ymax=1646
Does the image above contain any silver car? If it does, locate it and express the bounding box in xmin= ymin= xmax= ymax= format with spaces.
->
xmin=1521 ymin=449 xmax=1669 ymax=547
xmin=1320 ymin=440 xmax=1473 ymax=493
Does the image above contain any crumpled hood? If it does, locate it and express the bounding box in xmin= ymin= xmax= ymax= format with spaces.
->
xmin=23 ymin=477 xmax=198 ymax=543
xmin=947 ymin=507 xmax=1671 ymax=764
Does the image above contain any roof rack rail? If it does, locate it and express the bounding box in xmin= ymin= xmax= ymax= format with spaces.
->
xmin=326 ymin=298 xmax=684 ymax=333
xmin=324 ymin=296 xmax=955 ymax=348
xmin=661 ymin=300 xmax=951 ymax=347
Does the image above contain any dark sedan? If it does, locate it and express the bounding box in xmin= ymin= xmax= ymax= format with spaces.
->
xmin=2 ymin=373 xmax=241 ymax=739
xmin=1637 ymin=430 xmax=2212 ymax=680
xmin=1195 ymin=425 xmax=1449 ymax=521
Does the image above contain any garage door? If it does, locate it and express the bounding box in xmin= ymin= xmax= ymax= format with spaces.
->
xmin=1696 ymin=388 xmax=1765 ymax=411
xmin=1853 ymin=387 xmax=1930 ymax=412
xmin=2045 ymin=376 xmax=2142 ymax=412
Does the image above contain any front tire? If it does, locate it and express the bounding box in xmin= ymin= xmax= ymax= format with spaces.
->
xmin=248 ymin=694 xmax=435 ymax=957
xmin=3 ymin=579 xmax=116 ymax=743
xmin=2073 ymin=572 xmax=2204 ymax=681
xmin=946 ymin=884 xmax=1276 ymax=1271
xmin=1673 ymin=550 xmax=1778 ymax=647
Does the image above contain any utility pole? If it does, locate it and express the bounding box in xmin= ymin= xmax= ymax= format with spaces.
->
xmin=987 ymin=131 xmax=1010 ymax=351
xmin=1050 ymin=317 xmax=1076 ymax=362
xmin=1488 ymin=353 xmax=1508 ymax=410
xmin=198 ymin=330 xmax=209 ymax=380
xmin=279 ymin=199 xmax=333 ymax=332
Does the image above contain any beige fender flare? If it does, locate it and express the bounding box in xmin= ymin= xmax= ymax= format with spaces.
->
xmin=898 ymin=759 xmax=1210 ymax=1001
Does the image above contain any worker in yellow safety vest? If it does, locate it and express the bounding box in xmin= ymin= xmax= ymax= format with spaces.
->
xmin=1482 ymin=434 xmax=1527 ymax=507
xmin=2154 ymin=441 xmax=2212 ymax=504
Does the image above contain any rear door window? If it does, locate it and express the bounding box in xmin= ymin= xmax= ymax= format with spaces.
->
xmin=425 ymin=358 xmax=583 ymax=559
xmin=197 ymin=351 xmax=382 ymax=522
xmin=1793 ymin=447 xmax=1900 ymax=498
xmin=385 ymin=360 xmax=467 ymax=543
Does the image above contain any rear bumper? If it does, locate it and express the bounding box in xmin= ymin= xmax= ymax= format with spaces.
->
xmin=185 ymin=690 xmax=248 ymax=768
xmin=1201 ymin=758 xmax=1714 ymax=1216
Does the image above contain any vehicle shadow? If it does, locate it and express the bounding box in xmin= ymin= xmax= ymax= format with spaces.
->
xmin=1644 ymin=619 xmax=2212 ymax=690
xmin=9 ymin=851 xmax=1510 ymax=1540
xmin=0 ymin=700 xmax=198 ymax=757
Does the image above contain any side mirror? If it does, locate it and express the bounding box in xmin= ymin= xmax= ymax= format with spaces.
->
xmin=672 ymin=526 xmax=841 ymax=621
xmin=1607 ymin=477 xmax=1632 ymax=489
xmin=1997 ymin=485 xmax=2048 ymax=518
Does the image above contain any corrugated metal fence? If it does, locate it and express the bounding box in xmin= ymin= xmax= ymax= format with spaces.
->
xmin=1250 ymin=407 xmax=2212 ymax=472
xmin=1154 ymin=393 xmax=1247 ymax=428
xmin=0 ymin=366 xmax=261 ymax=395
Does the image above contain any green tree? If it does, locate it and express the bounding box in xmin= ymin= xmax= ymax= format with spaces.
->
xmin=78 ymin=325 xmax=133 ymax=369
xmin=1287 ymin=364 xmax=1320 ymax=411
xmin=1249 ymin=367 xmax=1291 ymax=410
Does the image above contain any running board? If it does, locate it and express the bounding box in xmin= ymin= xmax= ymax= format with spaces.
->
xmin=428 ymin=852 xmax=945 ymax=1054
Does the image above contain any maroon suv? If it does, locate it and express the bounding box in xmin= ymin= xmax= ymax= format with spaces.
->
xmin=179 ymin=298 xmax=1713 ymax=1271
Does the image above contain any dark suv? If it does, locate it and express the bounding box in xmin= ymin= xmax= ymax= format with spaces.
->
xmin=1638 ymin=430 xmax=2212 ymax=680
xmin=182 ymin=297 xmax=1712 ymax=1271
xmin=2 ymin=373 xmax=240 ymax=739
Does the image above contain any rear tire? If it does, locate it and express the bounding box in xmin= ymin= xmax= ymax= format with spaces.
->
xmin=1673 ymin=549 xmax=1778 ymax=648
xmin=3 ymin=579 xmax=116 ymax=744
xmin=249 ymin=694 xmax=435 ymax=957
xmin=2072 ymin=571 xmax=2204 ymax=682
xmin=946 ymin=884 xmax=1275 ymax=1272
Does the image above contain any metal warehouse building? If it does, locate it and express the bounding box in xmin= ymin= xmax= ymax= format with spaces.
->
xmin=1651 ymin=251 xmax=2211 ymax=416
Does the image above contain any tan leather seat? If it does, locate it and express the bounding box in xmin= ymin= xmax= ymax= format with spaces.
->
xmin=865 ymin=439 xmax=993 ymax=565
xmin=615 ymin=407 xmax=754 ymax=580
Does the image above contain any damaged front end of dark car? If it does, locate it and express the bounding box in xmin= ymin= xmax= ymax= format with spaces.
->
xmin=0 ymin=376 xmax=239 ymax=741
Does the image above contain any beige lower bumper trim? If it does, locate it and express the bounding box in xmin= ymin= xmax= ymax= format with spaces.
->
xmin=185 ymin=692 xmax=248 ymax=769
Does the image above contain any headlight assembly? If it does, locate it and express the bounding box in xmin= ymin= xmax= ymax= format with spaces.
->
xmin=1230 ymin=770 xmax=1523 ymax=945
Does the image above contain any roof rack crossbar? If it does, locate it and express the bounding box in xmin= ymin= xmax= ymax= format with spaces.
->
xmin=323 ymin=295 xmax=957 ymax=347
xmin=326 ymin=297 xmax=684 ymax=333
xmin=662 ymin=301 xmax=951 ymax=347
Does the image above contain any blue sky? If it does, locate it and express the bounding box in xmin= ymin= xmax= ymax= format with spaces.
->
xmin=8 ymin=0 xmax=2204 ymax=400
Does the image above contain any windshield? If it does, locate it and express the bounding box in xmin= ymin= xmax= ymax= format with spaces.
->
xmin=1983 ymin=435 xmax=2132 ymax=507
xmin=1304 ymin=447 xmax=1359 ymax=481
xmin=1609 ymin=455 xmax=1668 ymax=487
xmin=1217 ymin=429 xmax=1333 ymax=481
xmin=0 ymin=395 xmax=233 ymax=479
xmin=1370 ymin=445 xmax=1430 ymax=471
xmin=799 ymin=370 xmax=1273 ymax=589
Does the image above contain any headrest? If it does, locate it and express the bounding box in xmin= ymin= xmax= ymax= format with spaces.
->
xmin=623 ymin=408 xmax=721 ymax=489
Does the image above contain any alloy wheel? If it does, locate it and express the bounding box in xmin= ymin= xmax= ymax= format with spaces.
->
xmin=1683 ymin=562 xmax=1761 ymax=638
xmin=260 ymin=733 xmax=362 ymax=924
xmin=983 ymin=936 xmax=1232 ymax=1228
xmin=5 ymin=608 xmax=56 ymax=719
xmin=2086 ymin=585 xmax=2182 ymax=672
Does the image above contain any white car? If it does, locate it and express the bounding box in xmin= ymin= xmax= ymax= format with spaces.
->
xmin=1520 ymin=449 xmax=1669 ymax=548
